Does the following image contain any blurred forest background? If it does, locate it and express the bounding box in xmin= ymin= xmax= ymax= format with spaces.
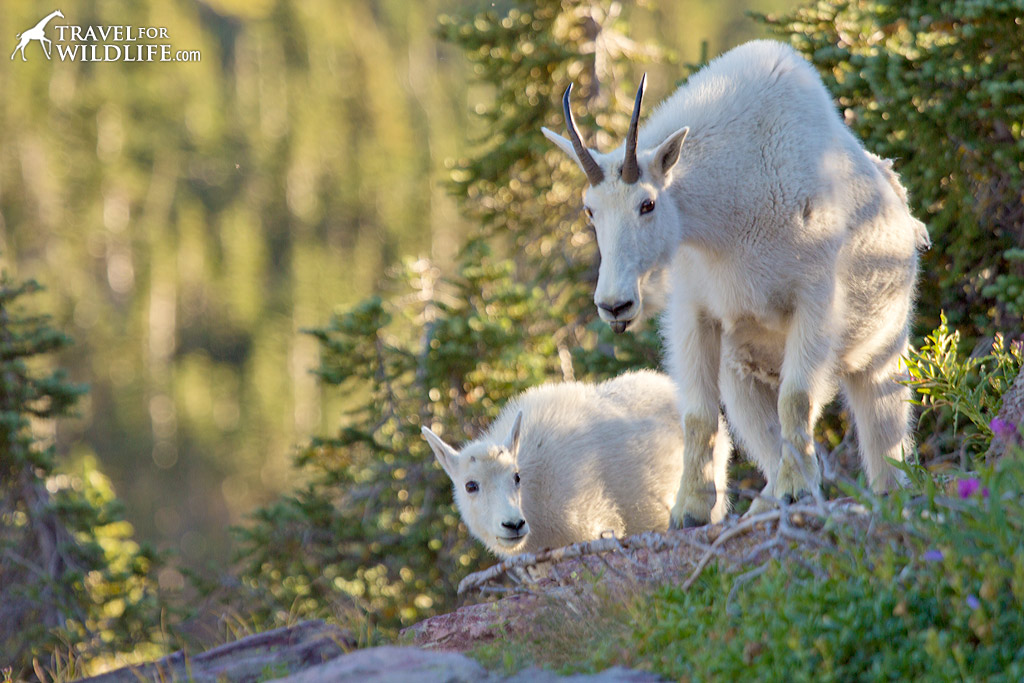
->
xmin=0 ymin=0 xmax=786 ymax=571
xmin=3 ymin=0 xmax=1022 ymax=678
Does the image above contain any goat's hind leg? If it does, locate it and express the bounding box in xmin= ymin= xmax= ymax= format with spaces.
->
xmin=775 ymin=295 xmax=837 ymax=503
xmin=842 ymin=351 xmax=913 ymax=492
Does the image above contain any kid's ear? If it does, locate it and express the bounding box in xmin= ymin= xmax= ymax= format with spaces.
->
xmin=542 ymin=127 xmax=577 ymax=160
xmin=649 ymin=126 xmax=689 ymax=184
xmin=421 ymin=426 xmax=458 ymax=478
xmin=503 ymin=411 xmax=524 ymax=459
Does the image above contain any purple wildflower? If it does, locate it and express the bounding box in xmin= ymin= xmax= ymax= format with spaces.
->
xmin=966 ymin=595 xmax=980 ymax=610
xmin=990 ymin=417 xmax=1017 ymax=440
xmin=957 ymin=478 xmax=981 ymax=499
xmin=923 ymin=549 xmax=944 ymax=562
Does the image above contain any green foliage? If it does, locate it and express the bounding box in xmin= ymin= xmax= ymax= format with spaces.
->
xmin=757 ymin=0 xmax=1024 ymax=337
xmin=0 ymin=275 xmax=164 ymax=679
xmin=904 ymin=314 xmax=1022 ymax=461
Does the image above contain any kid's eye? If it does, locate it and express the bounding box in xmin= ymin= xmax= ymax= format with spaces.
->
xmin=584 ymin=206 xmax=594 ymax=219
xmin=513 ymin=472 xmax=521 ymax=487
xmin=639 ymin=199 xmax=655 ymax=215
xmin=465 ymin=481 xmax=479 ymax=493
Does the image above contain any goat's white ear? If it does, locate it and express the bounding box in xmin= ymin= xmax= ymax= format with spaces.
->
xmin=542 ymin=127 xmax=585 ymax=170
xmin=421 ymin=426 xmax=458 ymax=479
xmin=650 ymin=126 xmax=689 ymax=183
xmin=503 ymin=410 xmax=524 ymax=458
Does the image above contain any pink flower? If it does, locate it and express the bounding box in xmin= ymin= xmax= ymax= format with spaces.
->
xmin=957 ymin=477 xmax=990 ymax=500
xmin=990 ymin=417 xmax=1018 ymax=440
xmin=957 ymin=478 xmax=980 ymax=499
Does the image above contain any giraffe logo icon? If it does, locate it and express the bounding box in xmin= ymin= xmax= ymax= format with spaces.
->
xmin=10 ymin=10 xmax=64 ymax=62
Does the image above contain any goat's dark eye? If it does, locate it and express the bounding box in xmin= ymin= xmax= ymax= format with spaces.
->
xmin=584 ymin=206 xmax=594 ymax=220
xmin=465 ymin=481 xmax=479 ymax=493
xmin=513 ymin=472 xmax=521 ymax=487
xmin=639 ymin=199 xmax=655 ymax=215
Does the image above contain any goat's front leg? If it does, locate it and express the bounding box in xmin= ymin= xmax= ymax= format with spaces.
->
xmin=774 ymin=296 xmax=834 ymax=504
xmin=666 ymin=305 xmax=728 ymax=528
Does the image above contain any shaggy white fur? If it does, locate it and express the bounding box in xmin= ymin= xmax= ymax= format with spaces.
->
xmin=422 ymin=371 xmax=729 ymax=557
xmin=544 ymin=41 xmax=927 ymax=525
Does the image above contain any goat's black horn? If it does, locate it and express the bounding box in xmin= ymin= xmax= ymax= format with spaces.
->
xmin=562 ymin=83 xmax=605 ymax=186
xmin=620 ymin=73 xmax=646 ymax=184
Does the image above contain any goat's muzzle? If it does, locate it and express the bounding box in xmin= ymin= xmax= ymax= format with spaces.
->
xmin=598 ymin=299 xmax=636 ymax=334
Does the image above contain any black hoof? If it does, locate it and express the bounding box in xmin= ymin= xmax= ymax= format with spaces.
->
xmin=782 ymin=490 xmax=809 ymax=505
xmin=682 ymin=514 xmax=708 ymax=528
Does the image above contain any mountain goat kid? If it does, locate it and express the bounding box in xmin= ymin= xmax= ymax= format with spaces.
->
xmin=421 ymin=371 xmax=728 ymax=558
xmin=543 ymin=40 xmax=928 ymax=526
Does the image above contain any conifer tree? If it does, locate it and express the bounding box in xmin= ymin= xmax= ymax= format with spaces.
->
xmin=0 ymin=275 xmax=162 ymax=678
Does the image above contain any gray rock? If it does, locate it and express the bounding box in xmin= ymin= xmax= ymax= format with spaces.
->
xmin=272 ymin=646 xmax=666 ymax=682
xmin=273 ymin=645 xmax=489 ymax=682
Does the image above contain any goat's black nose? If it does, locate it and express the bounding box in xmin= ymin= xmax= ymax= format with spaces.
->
xmin=502 ymin=519 xmax=526 ymax=532
xmin=597 ymin=300 xmax=634 ymax=318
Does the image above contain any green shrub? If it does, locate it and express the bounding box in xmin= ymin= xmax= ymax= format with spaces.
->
xmin=904 ymin=313 xmax=1022 ymax=463
xmin=631 ymin=459 xmax=1024 ymax=681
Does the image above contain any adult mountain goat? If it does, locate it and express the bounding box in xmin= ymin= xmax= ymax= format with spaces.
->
xmin=543 ymin=40 xmax=928 ymax=526
xmin=421 ymin=371 xmax=729 ymax=558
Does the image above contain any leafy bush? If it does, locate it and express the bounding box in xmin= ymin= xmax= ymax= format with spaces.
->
xmin=904 ymin=313 xmax=1022 ymax=463
xmin=757 ymin=0 xmax=1024 ymax=338
xmin=0 ymin=276 xmax=164 ymax=679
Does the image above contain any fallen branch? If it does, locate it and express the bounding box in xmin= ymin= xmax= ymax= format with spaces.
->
xmin=680 ymin=509 xmax=783 ymax=591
